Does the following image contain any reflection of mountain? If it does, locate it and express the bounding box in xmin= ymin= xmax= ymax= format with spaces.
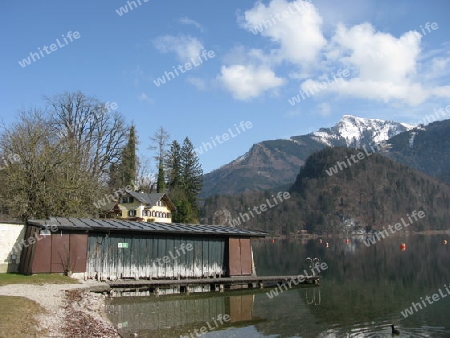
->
xmin=253 ymin=236 xmax=450 ymax=337
xmin=106 ymin=237 xmax=450 ymax=337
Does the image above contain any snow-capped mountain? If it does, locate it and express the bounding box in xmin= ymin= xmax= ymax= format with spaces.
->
xmin=201 ymin=115 xmax=419 ymax=197
xmin=309 ymin=115 xmax=414 ymax=147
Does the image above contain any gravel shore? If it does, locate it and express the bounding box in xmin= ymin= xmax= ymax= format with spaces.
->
xmin=0 ymin=280 xmax=119 ymax=337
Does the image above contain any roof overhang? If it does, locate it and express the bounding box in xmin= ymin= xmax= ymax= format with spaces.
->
xmin=27 ymin=217 xmax=267 ymax=238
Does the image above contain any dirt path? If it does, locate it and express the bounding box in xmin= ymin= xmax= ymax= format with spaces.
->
xmin=0 ymin=281 xmax=119 ymax=337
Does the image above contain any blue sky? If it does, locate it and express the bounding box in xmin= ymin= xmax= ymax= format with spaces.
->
xmin=2 ymin=0 xmax=450 ymax=173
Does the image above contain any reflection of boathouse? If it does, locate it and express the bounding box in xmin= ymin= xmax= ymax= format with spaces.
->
xmin=19 ymin=217 xmax=266 ymax=279
xmin=107 ymin=293 xmax=262 ymax=337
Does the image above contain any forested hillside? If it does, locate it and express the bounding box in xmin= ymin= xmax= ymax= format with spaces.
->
xmin=202 ymin=147 xmax=450 ymax=234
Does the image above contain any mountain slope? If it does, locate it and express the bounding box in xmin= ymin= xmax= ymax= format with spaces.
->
xmin=384 ymin=119 xmax=450 ymax=184
xmin=201 ymin=115 xmax=412 ymax=197
xmin=201 ymin=147 xmax=450 ymax=234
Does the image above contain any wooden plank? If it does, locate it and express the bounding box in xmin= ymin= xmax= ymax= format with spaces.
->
xmin=105 ymin=234 xmax=112 ymax=279
xmin=174 ymin=237 xmax=181 ymax=278
xmin=151 ymin=237 xmax=158 ymax=279
xmin=166 ymin=237 xmax=175 ymax=278
xmin=107 ymin=275 xmax=320 ymax=287
xmin=140 ymin=235 xmax=148 ymax=278
xmin=29 ymin=229 xmax=52 ymax=273
xmin=218 ymin=238 xmax=225 ymax=276
xmin=69 ymin=234 xmax=87 ymax=273
xmin=240 ymin=238 xmax=252 ymax=276
xmin=186 ymin=236 xmax=194 ymax=278
xmin=115 ymin=236 xmax=123 ymax=279
xmin=86 ymin=235 xmax=94 ymax=278
xmin=122 ymin=235 xmax=130 ymax=278
xmin=193 ymin=238 xmax=202 ymax=278
xmin=51 ymin=233 xmax=70 ymax=273
xmin=208 ymin=238 xmax=217 ymax=276
xmin=178 ymin=237 xmax=187 ymax=278
xmin=228 ymin=238 xmax=241 ymax=276
xmin=202 ymin=238 xmax=209 ymax=277
xmin=158 ymin=237 xmax=166 ymax=278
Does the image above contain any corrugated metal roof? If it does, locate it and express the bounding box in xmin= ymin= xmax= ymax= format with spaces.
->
xmin=27 ymin=217 xmax=267 ymax=237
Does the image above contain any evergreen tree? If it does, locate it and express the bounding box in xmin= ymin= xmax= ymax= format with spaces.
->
xmin=149 ymin=126 xmax=170 ymax=193
xmin=156 ymin=160 xmax=165 ymax=193
xmin=111 ymin=124 xmax=137 ymax=189
xmin=121 ymin=124 xmax=137 ymax=188
xmin=180 ymin=137 xmax=203 ymax=221
xmin=165 ymin=140 xmax=182 ymax=191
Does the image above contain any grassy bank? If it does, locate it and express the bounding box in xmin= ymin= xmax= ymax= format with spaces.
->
xmin=0 ymin=273 xmax=79 ymax=336
xmin=0 ymin=273 xmax=79 ymax=286
xmin=0 ymin=296 xmax=46 ymax=337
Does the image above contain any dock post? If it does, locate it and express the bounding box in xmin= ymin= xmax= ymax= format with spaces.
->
xmin=219 ymin=284 xmax=224 ymax=292
xmin=154 ymin=287 xmax=160 ymax=296
xmin=258 ymin=282 xmax=264 ymax=289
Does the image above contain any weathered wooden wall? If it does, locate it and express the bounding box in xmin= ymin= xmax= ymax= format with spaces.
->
xmin=86 ymin=233 xmax=226 ymax=280
xmin=19 ymin=227 xmax=88 ymax=274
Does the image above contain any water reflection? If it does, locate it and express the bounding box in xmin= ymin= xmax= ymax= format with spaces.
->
xmin=107 ymin=293 xmax=265 ymax=337
xmin=106 ymin=235 xmax=450 ymax=337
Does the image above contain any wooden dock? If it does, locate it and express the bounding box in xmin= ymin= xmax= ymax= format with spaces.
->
xmin=105 ymin=275 xmax=320 ymax=295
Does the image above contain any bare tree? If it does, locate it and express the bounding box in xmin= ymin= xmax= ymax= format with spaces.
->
xmin=0 ymin=109 xmax=100 ymax=219
xmin=45 ymin=91 xmax=128 ymax=182
xmin=135 ymin=154 xmax=156 ymax=192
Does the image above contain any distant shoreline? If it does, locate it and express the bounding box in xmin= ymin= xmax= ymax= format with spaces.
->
xmin=265 ymin=230 xmax=450 ymax=239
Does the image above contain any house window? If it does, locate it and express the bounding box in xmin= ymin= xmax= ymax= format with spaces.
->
xmin=128 ymin=210 xmax=136 ymax=217
xmin=167 ymin=213 xmax=171 ymax=218
xmin=122 ymin=197 xmax=134 ymax=203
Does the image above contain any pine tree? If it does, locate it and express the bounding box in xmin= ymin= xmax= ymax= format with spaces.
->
xmin=156 ymin=160 xmax=165 ymax=193
xmin=149 ymin=127 xmax=170 ymax=193
xmin=121 ymin=124 xmax=137 ymax=188
xmin=165 ymin=140 xmax=182 ymax=191
xmin=180 ymin=137 xmax=203 ymax=221
xmin=111 ymin=124 xmax=137 ymax=189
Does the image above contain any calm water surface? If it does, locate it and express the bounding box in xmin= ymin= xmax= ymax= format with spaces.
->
xmin=106 ymin=235 xmax=450 ymax=337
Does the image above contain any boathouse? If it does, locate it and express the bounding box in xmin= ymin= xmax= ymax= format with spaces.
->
xmin=19 ymin=217 xmax=266 ymax=280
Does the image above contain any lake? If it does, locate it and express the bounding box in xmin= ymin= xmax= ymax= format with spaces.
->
xmin=106 ymin=235 xmax=450 ymax=337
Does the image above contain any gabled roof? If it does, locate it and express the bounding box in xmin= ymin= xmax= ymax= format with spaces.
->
xmin=127 ymin=192 xmax=176 ymax=211
xmin=27 ymin=217 xmax=266 ymax=238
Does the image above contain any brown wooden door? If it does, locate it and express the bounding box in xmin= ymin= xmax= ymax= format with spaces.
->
xmin=228 ymin=238 xmax=252 ymax=276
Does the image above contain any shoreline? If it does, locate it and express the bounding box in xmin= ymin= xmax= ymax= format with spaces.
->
xmin=0 ymin=280 xmax=119 ymax=337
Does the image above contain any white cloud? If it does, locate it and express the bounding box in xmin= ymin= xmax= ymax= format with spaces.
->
xmin=240 ymin=0 xmax=326 ymax=66
xmin=137 ymin=92 xmax=153 ymax=104
xmin=153 ymin=35 xmax=204 ymax=63
xmin=218 ymin=65 xmax=285 ymax=100
xmin=329 ymin=23 xmax=421 ymax=84
xmin=317 ymin=102 xmax=331 ymax=116
xmin=180 ymin=17 xmax=206 ymax=32
xmin=217 ymin=0 xmax=450 ymax=106
xmin=186 ymin=77 xmax=207 ymax=90
xmin=302 ymin=22 xmax=450 ymax=106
